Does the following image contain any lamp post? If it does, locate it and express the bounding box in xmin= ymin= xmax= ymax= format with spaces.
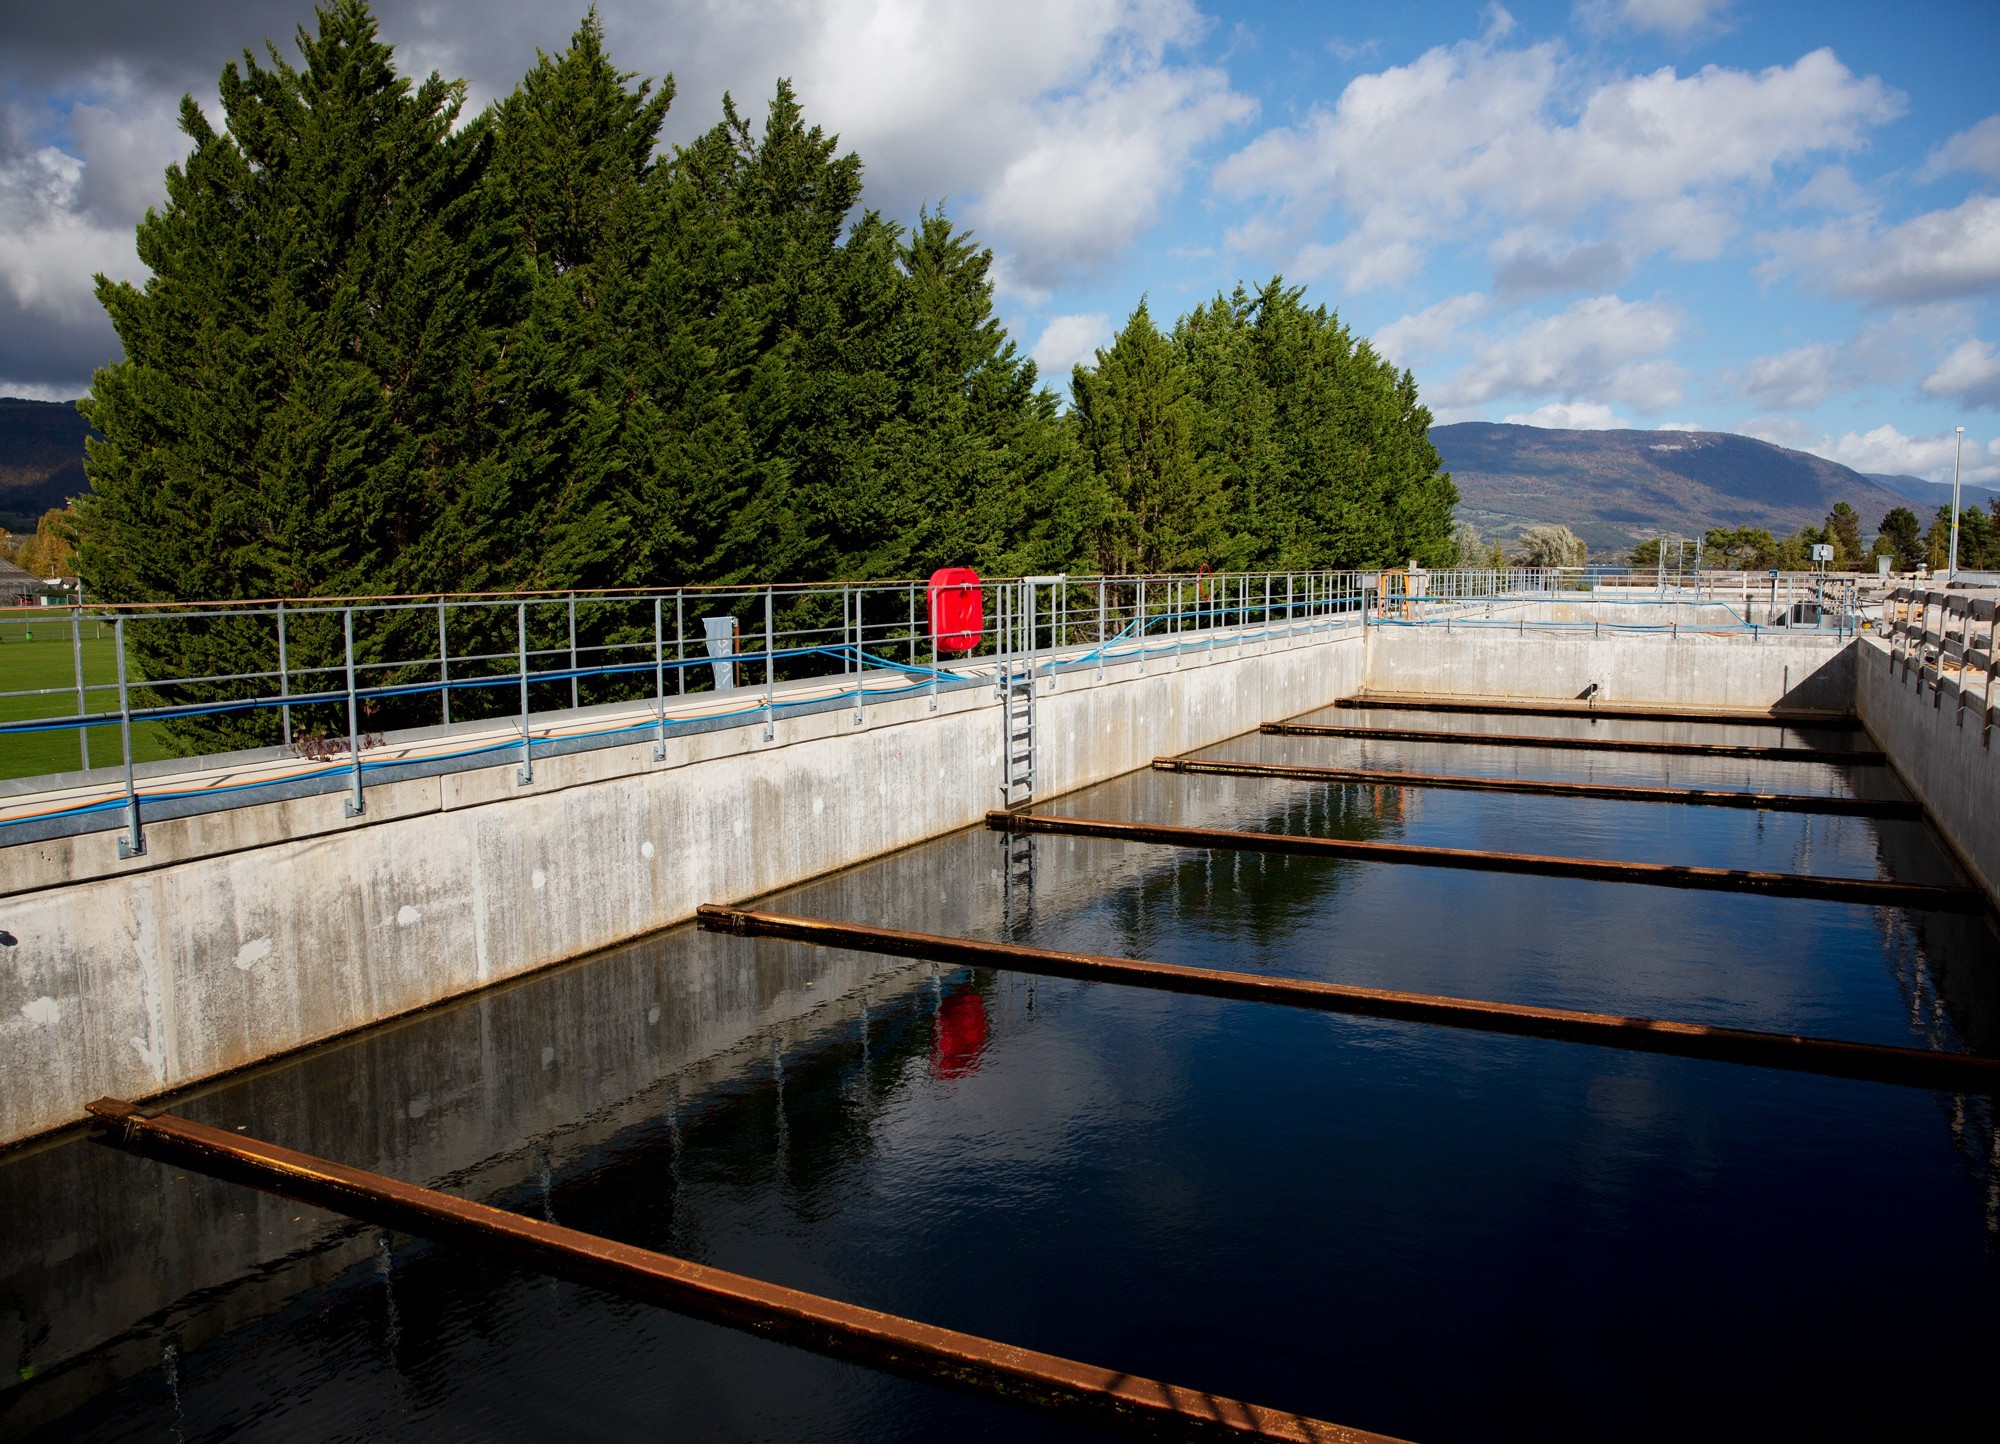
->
xmin=1946 ymin=425 xmax=1965 ymax=578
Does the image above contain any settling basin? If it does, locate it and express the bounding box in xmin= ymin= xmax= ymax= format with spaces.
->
xmin=3 ymin=706 xmax=1997 ymax=1442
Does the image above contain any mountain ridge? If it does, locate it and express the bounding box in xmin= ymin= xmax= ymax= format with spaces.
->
xmin=0 ymin=397 xmax=93 ymax=533
xmin=1432 ymin=422 xmax=1931 ymax=554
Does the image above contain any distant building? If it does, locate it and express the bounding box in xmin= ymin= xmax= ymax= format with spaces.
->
xmin=0 ymin=559 xmax=75 ymax=606
xmin=0 ymin=558 xmax=40 ymax=606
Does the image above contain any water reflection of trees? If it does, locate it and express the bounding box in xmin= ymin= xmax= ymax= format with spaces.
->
xmin=1095 ymin=781 xmax=1398 ymax=958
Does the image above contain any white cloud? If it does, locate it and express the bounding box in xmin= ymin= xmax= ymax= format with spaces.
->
xmin=1430 ymin=294 xmax=1686 ymax=414
xmin=1733 ymin=342 xmax=1842 ymax=411
xmin=1372 ymin=292 xmax=1486 ymax=367
xmin=0 ymin=97 xmax=159 ymax=393
xmin=1031 ymin=312 xmax=1112 ymax=376
xmin=603 ymin=0 xmax=1254 ymax=292
xmin=1919 ymin=114 xmax=2000 ymax=181
xmin=1777 ymin=423 xmax=2000 ymax=486
xmin=1761 ymin=194 xmax=2000 ymax=306
xmin=1922 ymin=338 xmax=2000 ymax=410
xmin=0 ymin=0 xmax=1256 ymax=390
xmin=1578 ymin=0 xmax=1735 ymax=42
xmin=1500 ymin=400 xmax=1630 ymax=428
xmin=1215 ymin=38 xmax=1901 ymax=292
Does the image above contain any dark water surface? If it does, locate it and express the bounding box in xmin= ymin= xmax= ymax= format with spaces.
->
xmin=4 ymin=714 xmax=1998 ymax=1443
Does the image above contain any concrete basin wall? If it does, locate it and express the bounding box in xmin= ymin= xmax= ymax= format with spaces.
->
xmin=1363 ymin=625 xmax=1857 ymax=714
xmin=1855 ymin=635 xmax=2000 ymax=907
xmin=0 ymin=627 xmax=1363 ymax=1148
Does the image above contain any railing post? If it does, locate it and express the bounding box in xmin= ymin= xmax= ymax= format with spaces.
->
xmin=437 ymin=598 xmax=451 ymax=727
xmin=115 ymin=616 xmax=143 ymax=859
xmin=675 ymin=590 xmax=686 ymax=695
xmin=1097 ymin=579 xmax=1106 ymax=682
xmin=763 ymin=587 xmax=775 ymax=741
xmin=277 ymin=600 xmax=292 ymax=750
xmin=567 ymin=592 xmax=579 ymax=711
xmin=852 ymin=586 xmax=864 ymax=723
xmin=70 ymin=603 xmax=89 ymax=771
xmin=653 ymin=595 xmax=667 ymax=761
xmin=1137 ymin=578 xmax=1146 ymax=674
xmin=516 ymin=601 xmax=533 ymax=784
xmin=342 ymin=608 xmax=364 ymax=817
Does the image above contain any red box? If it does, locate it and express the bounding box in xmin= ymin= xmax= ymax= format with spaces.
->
xmin=928 ymin=567 xmax=983 ymax=654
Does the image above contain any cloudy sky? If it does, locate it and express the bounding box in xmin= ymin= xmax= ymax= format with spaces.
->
xmin=3 ymin=0 xmax=1996 ymax=481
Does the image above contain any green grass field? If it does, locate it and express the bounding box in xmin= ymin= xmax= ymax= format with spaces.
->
xmin=0 ymin=611 xmax=175 ymax=781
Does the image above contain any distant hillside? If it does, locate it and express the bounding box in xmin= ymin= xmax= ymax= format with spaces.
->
xmin=1433 ymin=422 xmax=1916 ymax=555
xmin=1865 ymin=471 xmax=2000 ymax=516
xmin=0 ymin=398 xmax=93 ymax=532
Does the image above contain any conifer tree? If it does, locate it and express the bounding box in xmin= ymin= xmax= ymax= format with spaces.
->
xmin=75 ymin=0 xmax=509 ymax=749
xmin=1069 ymin=302 xmax=1223 ymax=573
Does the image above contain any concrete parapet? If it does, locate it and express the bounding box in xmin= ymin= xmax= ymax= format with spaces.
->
xmin=1364 ymin=624 xmax=1856 ymax=715
xmin=1855 ymin=635 xmax=2000 ymax=908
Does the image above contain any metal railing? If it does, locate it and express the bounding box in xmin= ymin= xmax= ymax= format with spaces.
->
xmin=0 ymin=565 xmax=1877 ymax=850
xmin=2 ymin=569 xmax=1411 ymax=850
xmin=1882 ymin=586 xmax=2000 ymax=748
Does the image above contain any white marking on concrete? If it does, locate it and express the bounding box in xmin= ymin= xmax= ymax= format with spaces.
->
xmin=20 ymin=997 xmax=59 ymax=1026
xmin=641 ymin=840 xmax=656 ymax=860
xmin=531 ymin=867 xmax=547 ymax=890
xmin=541 ymin=1045 xmax=556 ymax=1069
xmin=396 ymin=905 xmax=422 ymax=927
xmin=234 ymin=937 xmax=273 ymax=971
xmin=129 ymin=1036 xmax=165 ymax=1081
xmin=733 ymin=817 xmax=745 ymax=839
xmin=812 ymin=795 xmax=825 ymax=817
xmin=647 ymin=1005 xmax=661 ymax=1024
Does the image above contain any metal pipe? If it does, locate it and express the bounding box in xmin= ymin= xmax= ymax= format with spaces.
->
xmin=1261 ymin=721 xmax=1883 ymax=765
xmin=653 ymin=595 xmax=666 ymax=761
xmin=277 ymin=600 xmax=292 ymax=750
xmin=763 ymin=587 xmax=774 ymax=742
xmin=342 ymin=608 xmax=363 ymax=817
xmin=697 ymin=906 xmax=2000 ymax=1093
xmin=115 ymin=616 xmax=142 ymax=858
xmin=567 ymin=592 xmax=579 ymax=710
xmin=1150 ymin=756 xmax=1920 ymax=818
xmin=437 ymin=597 xmax=451 ymax=727
xmin=676 ymin=590 xmax=685 ymax=696
xmin=70 ymin=604 xmax=89 ymax=770
xmin=516 ymin=601 xmax=533 ymax=784
xmin=84 ymin=1099 xmax=1388 ymax=1444
xmin=984 ymin=810 xmax=1979 ymax=911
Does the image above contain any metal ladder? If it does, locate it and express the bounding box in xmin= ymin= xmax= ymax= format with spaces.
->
xmin=998 ymin=622 xmax=1037 ymax=808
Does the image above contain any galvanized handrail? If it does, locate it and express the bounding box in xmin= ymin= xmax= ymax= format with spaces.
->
xmin=0 ymin=566 xmax=1860 ymax=849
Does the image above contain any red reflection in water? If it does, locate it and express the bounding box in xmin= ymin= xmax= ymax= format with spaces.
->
xmin=930 ymin=990 xmax=989 ymax=1079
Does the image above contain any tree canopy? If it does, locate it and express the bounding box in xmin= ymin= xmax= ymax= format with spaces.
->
xmin=71 ymin=2 xmax=1458 ymax=749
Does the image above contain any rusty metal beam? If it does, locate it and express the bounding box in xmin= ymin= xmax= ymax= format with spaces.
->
xmin=84 ymin=1098 xmax=1400 ymax=1444
xmin=1333 ymin=696 xmax=1861 ymax=729
xmin=697 ymin=906 xmax=2000 ymax=1094
xmin=1261 ymin=721 xmax=1883 ymax=765
xmin=1151 ymin=757 xmax=1921 ymax=819
xmin=983 ymin=810 xmax=1981 ymax=913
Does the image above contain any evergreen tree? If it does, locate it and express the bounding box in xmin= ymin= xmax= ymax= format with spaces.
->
xmin=1877 ymin=507 xmax=1923 ymax=572
xmin=74 ymin=0 xmax=510 ymax=750
xmin=1069 ymin=302 xmax=1223 ymax=574
xmin=1824 ymin=502 xmax=1862 ymax=569
xmin=1169 ymin=279 xmax=1455 ymax=570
